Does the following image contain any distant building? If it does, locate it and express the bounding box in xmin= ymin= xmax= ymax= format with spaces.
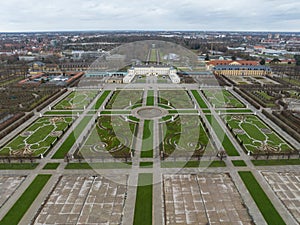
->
xmin=123 ymin=65 xmax=180 ymax=83
xmin=207 ymin=60 xmax=271 ymax=76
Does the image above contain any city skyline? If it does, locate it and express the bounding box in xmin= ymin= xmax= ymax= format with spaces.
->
xmin=1 ymin=0 xmax=300 ymax=32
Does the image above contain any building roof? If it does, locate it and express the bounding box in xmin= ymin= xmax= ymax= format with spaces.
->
xmin=213 ymin=65 xmax=271 ymax=71
xmin=207 ymin=60 xmax=259 ymax=66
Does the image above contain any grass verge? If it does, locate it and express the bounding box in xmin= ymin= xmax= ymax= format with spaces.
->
xmin=42 ymin=163 xmax=59 ymax=170
xmin=161 ymin=160 xmax=226 ymax=168
xmin=232 ymin=160 xmax=247 ymax=167
xmin=0 ymin=163 xmax=38 ymax=170
xmin=238 ymin=171 xmax=285 ymax=225
xmin=65 ymin=162 xmax=132 ymax=169
xmin=133 ymin=173 xmax=153 ymax=225
xmin=140 ymin=162 xmax=153 ymax=168
xmin=0 ymin=174 xmax=51 ymax=225
xmin=206 ymin=115 xmax=239 ymax=156
xmin=52 ymin=116 xmax=92 ymax=159
xmin=191 ymin=90 xmax=208 ymax=108
xmin=141 ymin=120 xmax=153 ymax=158
xmin=252 ymin=159 xmax=300 ymax=166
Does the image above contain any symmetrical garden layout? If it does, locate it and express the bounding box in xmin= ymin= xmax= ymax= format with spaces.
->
xmin=0 ymin=84 xmax=299 ymax=225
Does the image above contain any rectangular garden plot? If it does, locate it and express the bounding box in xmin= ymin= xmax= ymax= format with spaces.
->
xmin=0 ymin=117 xmax=74 ymax=157
xmin=158 ymin=90 xmax=194 ymax=109
xmin=159 ymin=115 xmax=215 ymax=158
xmin=79 ymin=116 xmax=138 ymax=159
xmin=163 ymin=174 xmax=253 ymax=225
xmin=106 ymin=90 xmax=143 ymax=109
xmin=33 ymin=175 xmax=128 ymax=225
xmin=0 ymin=176 xmax=26 ymax=208
xmin=54 ymin=90 xmax=99 ymax=110
xmin=262 ymin=172 xmax=300 ymax=224
xmin=222 ymin=114 xmax=294 ymax=155
xmin=202 ymin=89 xmax=245 ymax=108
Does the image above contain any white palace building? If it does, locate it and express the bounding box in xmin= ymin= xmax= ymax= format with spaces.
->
xmin=123 ymin=65 xmax=180 ymax=84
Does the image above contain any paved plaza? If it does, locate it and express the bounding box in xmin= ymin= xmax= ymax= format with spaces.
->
xmin=33 ymin=175 xmax=128 ymax=225
xmin=262 ymin=172 xmax=300 ymax=224
xmin=0 ymin=176 xmax=26 ymax=208
xmin=163 ymin=174 xmax=253 ymax=225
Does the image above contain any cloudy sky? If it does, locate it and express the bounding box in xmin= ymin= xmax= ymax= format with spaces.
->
xmin=1 ymin=0 xmax=299 ymax=32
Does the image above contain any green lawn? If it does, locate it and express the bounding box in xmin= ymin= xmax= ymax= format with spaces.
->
xmin=191 ymin=90 xmax=208 ymax=108
xmin=252 ymin=159 xmax=300 ymax=166
xmin=141 ymin=120 xmax=153 ymax=158
xmin=223 ymin=114 xmax=293 ymax=154
xmin=140 ymin=162 xmax=153 ymax=168
xmin=0 ymin=174 xmax=51 ymax=225
xmin=232 ymin=160 xmax=247 ymax=167
xmin=106 ymin=90 xmax=143 ymax=109
xmin=52 ymin=116 xmax=92 ymax=159
xmin=44 ymin=111 xmax=80 ymax=115
xmin=203 ymin=89 xmax=245 ymax=108
xmin=65 ymin=162 xmax=132 ymax=169
xmin=239 ymin=171 xmax=285 ymax=225
xmin=54 ymin=90 xmax=98 ymax=110
xmin=93 ymin=90 xmax=111 ymax=109
xmin=43 ymin=163 xmax=59 ymax=170
xmin=0 ymin=117 xmax=73 ymax=157
xmin=100 ymin=110 xmax=131 ymax=115
xmin=133 ymin=173 xmax=153 ymax=225
xmin=161 ymin=160 xmax=226 ymax=168
xmin=205 ymin=115 xmax=239 ymax=156
xmin=146 ymin=90 xmax=154 ymax=106
xmin=0 ymin=163 xmax=38 ymax=170
xmin=159 ymin=90 xmax=194 ymax=108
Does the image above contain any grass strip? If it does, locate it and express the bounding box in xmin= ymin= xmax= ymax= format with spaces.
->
xmin=42 ymin=163 xmax=59 ymax=170
xmin=93 ymin=90 xmax=111 ymax=109
xmin=141 ymin=120 xmax=153 ymax=158
xmin=0 ymin=163 xmax=38 ymax=170
xmin=52 ymin=116 xmax=92 ymax=159
xmin=191 ymin=90 xmax=208 ymax=108
xmin=65 ymin=162 xmax=132 ymax=169
xmin=133 ymin=173 xmax=153 ymax=225
xmin=238 ymin=171 xmax=286 ymax=225
xmin=206 ymin=115 xmax=239 ymax=156
xmin=140 ymin=162 xmax=153 ymax=168
xmin=146 ymin=90 xmax=154 ymax=106
xmin=232 ymin=160 xmax=247 ymax=167
xmin=161 ymin=160 xmax=226 ymax=168
xmin=0 ymin=174 xmax=51 ymax=225
xmin=252 ymin=159 xmax=300 ymax=166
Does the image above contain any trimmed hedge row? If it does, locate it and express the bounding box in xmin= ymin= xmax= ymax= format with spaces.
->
xmin=0 ymin=112 xmax=34 ymax=140
xmin=0 ymin=112 xmax=25 ymax=132
xmin=262 ymin=109 xmax=300 ymax=142
xmin=36 ymin=88 xmax=67 ymax=112
xmin=233 ymin=87 xmax=260 ymax=109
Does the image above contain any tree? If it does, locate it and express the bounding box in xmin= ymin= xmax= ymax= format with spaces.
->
xmin=231 ymin=55 xmax=237 ymax=61
xmin=294 ymin=55 xmax=300 ymax=66
xmin=259 ymin=58 xmax=266 ymax=65
xmin=269 ymin=58 xmax=281 ymax=64
xmin=205 ymin=54 xmax=210 ymax=61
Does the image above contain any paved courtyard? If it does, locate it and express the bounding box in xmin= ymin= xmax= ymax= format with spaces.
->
xmin=0 ymin=176 xmax=26 ymax=208
xmin=262 ymin=172 xmax=300 ymax=224
xmin=163 ymin=174 xmax=253 ymax=225
xmin=33 ymin=175 xmax=128 ymax=225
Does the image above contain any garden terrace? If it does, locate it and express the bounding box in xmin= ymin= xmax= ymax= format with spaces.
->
xmin=54 ymin=90 xmax=99 ymax=110
xmin=79 ymin=116 xmax=137 ymax=159
xmin=105 ymin=90 xmax=143 ymax=109
xmin=222 ymin=114 xmax=294 ymax=155
xmin=159 ymin=115 xmax=214 ymax=158
xmin=158 ymin=90 xmax=194 ymax=109
xmin=0 ymin=117 xmax=74 ymax=157
xmin=202 ymin=89 xmax=245 ymax=108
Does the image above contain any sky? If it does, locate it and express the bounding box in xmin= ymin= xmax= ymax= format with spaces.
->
xmin=0 ymin=0 xmax=300 ymax=32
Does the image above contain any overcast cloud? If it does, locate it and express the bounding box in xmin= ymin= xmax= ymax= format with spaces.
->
xmin=0 ymin=0 xmax=299 ymax=32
